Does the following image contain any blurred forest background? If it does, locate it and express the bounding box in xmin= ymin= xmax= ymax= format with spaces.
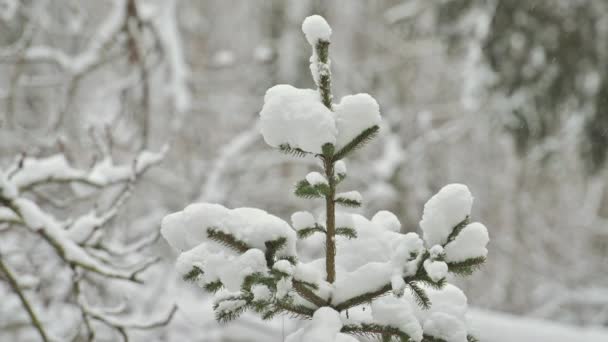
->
xmin=1 ymin=0 xmax=608 ymax=341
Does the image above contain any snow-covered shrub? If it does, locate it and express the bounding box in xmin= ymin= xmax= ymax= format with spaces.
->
xmin=0 ymin=142 xmax=175 ymax=341
xmin=162 ymin=15 xmax=489 ymax=342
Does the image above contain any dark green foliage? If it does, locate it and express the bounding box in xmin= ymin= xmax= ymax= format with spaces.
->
xmin=278 ymin=255 xmax=297 ymax=265
xmin=182 ymin=266 xmax=203 ymax=282
xmin=297 ymin=225 xmax=326 ymax=239
xmin=417 ymin=274 xmax=447 ymax=291
xmin=294 ymin=180 xmax=329 ymax=199
xmin=264 ymin=237 xmax=287 ymax=267
xmin=335 ymin=227 xmax=357 ymax=239
xmin=213 ymin=294 xmax=249 ymax=323
xmin=467 ymin=334 xmax=480 ymax=342
xmin=203 ymin=280 xmax=223 ymax=293
xmin=322 ymin=143 xmax=335 ymax=158
xmin=446 ymin=216 xmax=470 ymax=244
xmin=279 ymin=144 xmax=311 ymax=158
xmin=335 ymin=197 xmax=361 ymax=208
xmin=207 ymin=227 xmax=250 ymax=253
xmin=334 ymin=284 xmax=393 ymax=311
xmin=447 ymin=257 xmax=486 ymax=277
xmin=407 ymin=281 xmax=431 ymax=310
xmin=422 ymin=335 xmax=447 ymax=342
xmin=333 ymin=125 xmax=380 ymax=161
xmin=241 ymin=273 xmax=276 ymax=292
xmin=342 ymin=323 xmax=412 ymax=342
xmin=315 ymin=40 xmax=333 ymax=109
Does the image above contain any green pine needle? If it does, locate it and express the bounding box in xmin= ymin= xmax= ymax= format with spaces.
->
xmin=203 ymin=280 xmax=223 ymax=293
xmin=297 ymin=225 xmax=326 ymax=239
xmin=207 ymin=227 xmax=250 ymax=253
xmin=333 ymin=125 xmax=380 ymax=161
xmin=335 ymin=197 xmax=361 ymax=208
xmin=265 ymin=237 xmax=287 ymax=266
xmin=447 ymin=257 xmax=486 ymax=276
xmin=182 ymin=266 xmax=203 ymax=282
xmin=294 ymin=180 xmax=323 ymax=199
xmin=279 ymin=144 xmax=311 ymax=158
xmin=408 ymin=281 xmax=431 ymax=310
xmin=467 ymin=335 xmax=480 ymax=342
xmin=446 ymin=216 xmax=471 ymax=244
xmin=335 ymin=227 xmax=357 ymax=239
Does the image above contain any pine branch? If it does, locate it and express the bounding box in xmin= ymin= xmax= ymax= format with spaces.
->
xmin=333 ymin=125 xmax=380 ymax=161
xmin=264 ymin=237 xmax=287 ymax=267
xmin=207 ymin=227 xmax=250 ymax=253
xmin=446 ymin=216 xmax=470 ymax=244
xmin=274 ymin=299 xmax=315 ymax=319
xmin=447 ymin=257 xmax=486 ymax=277
xmin=334 ymin=283 xmax=392 ymax=311
xmin=335 ymin=227 xmax=357 ymax=239
xmin=213 ymin=295 xmax=249 ymax=323
xmin=297 ymin=225 xmax=326 ymax=239
xmin=467 ymin=335 xmax=480 ymax=342
xmin=182 ymin=266 xmax=203 ymax=282
xmin=242 ymin=272 xmax=277 ymax=292
xmin=422 ymin=335 xmax=448 ymax=342
xmin=407 ymin=280 xmax=431 ymax=309
xmin=279 ymin=144 xmax=312 ymax=158
xmin=341 ymin=323 xmax=412 ymax=341
xmin=293 ymin=280 xmax=327 ymax=308
xmin=203 ymin=280 xmax=223 ymax=293
xmin=294 ymin=180 xmax=326 ymax=199
xmin=334 ymin=197 xmax=362 ymax=208
xmin=314 ymin=41 xmax=333 ymax=109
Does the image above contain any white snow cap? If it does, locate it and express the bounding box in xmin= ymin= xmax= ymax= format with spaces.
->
xmin=420 ymin=184 xmax=473 ymax=247
xmin=161 ymin=203 xmax=297 ymax=256
xmin=336 ymin=191 xmax=362 ymax=203
xmin=372 ymin=210 xmax=401 ymax=232
xmin=260 ymin=84 xmax=336 ymax=154
xmin=291 ymin=211 xmax=316 ymax=230
xmin=286 ymin=307 xmax=358 ymax=342
xmin=423 ymin=259 xmax=448 ymax=282
xmin=335 ymin=160 xmax=347 ymax=176
xmin=372 ymin=297 xmax=423 ymax=341
xmin=302 ymin=15 xmax=332 ymax=45
xmin=334 ymin=94 xmax=381 ymax=149
xmin=306 ymin=171 xmax=328 ymax=186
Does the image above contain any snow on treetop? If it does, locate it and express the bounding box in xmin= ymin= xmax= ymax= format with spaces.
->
xmin=301 ymin=15 xmax=332 ymax=45
xmin=161 ymin=203 xmax=296 ymax=256
xmin=259 ymin=86 xmax=381 ymax=154
xmin=419 ymin=184 xmax=473 ymax=247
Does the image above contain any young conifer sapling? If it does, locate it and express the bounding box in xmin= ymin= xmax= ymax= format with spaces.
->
xmin=161 ymin=15 xmax=489 ymax=342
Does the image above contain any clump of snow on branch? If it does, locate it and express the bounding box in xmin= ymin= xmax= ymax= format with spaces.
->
xmin=420 ymin=184 xmax=474 ymax=247
xmin=286 ymin=307 xmax=357 ymax=342
xmin=334 ymin=94 xmax=381 ymax=149
xmin=259 ymin=85 xmax=337 ymax=154
xmin=161 ymin=203 xmax=296 ymax=255
xmin=305 ymin=172 xmax=328 ymax=187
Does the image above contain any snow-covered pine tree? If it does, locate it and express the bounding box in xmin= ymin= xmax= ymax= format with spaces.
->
xmin=161 ymin=15 xmax=489 ymax=342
